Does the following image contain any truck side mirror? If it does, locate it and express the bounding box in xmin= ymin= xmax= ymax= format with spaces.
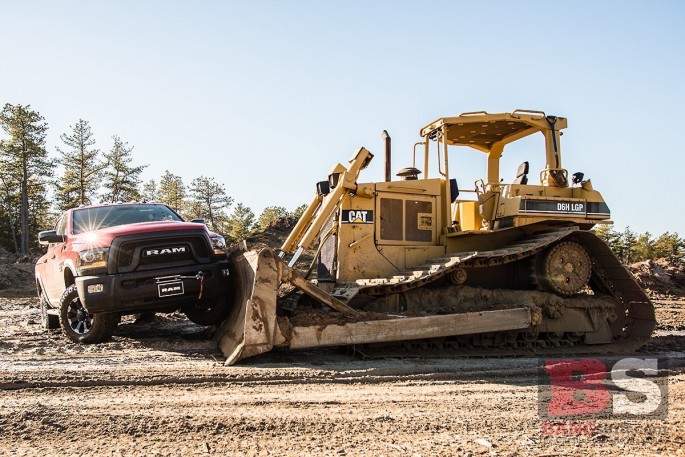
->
xmin=38 ymin=230 xmax=65 ymax=245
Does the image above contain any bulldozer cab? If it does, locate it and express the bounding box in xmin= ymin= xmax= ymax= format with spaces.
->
xmin=418 ymin=110 xmax=610 ymax=233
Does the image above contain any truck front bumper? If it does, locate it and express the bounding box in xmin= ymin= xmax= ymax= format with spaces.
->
xmin=75 ymin=262 xmax=231 ymax=314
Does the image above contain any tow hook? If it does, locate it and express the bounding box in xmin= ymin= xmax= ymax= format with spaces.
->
xmin=158 ymin=272 xmax=205 ymax=300
xmin=195 ymin=271 xmax=204 ymax=300
xmin=180 ymin=272 xmax=205 ymax=300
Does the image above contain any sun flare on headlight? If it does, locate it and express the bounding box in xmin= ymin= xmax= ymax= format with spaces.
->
xmin=78 ymin=233 xmax=108 ymax=273
xmin=84 ymin=232 xmax=99 ymax=245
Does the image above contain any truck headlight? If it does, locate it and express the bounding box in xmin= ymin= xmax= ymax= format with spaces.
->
xmin=78 ymin=247 xmax=109 ymax=273
xmin=211 ymin=235 xmax=226 ymax=256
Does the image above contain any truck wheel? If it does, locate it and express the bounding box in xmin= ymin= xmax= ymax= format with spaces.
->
xmin=183 ymin=300 xmax=230 ymax=326
xmin=59 ymin=284 xmax=120 ymax=344
xmin=39 ymin=292 xmax=60 ymax=330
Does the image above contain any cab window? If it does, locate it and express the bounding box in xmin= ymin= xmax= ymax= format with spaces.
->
xmin=55 ymin=215 xmax=66 ymax=235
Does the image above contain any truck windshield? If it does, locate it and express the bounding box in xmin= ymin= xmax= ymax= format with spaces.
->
xmin=72 ymin=205 xmax=184 ymax=234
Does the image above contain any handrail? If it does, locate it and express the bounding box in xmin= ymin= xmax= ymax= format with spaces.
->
xmin=412 ymin=142 xmax=425 ymax=168
xmin=511 ymin=109 xmax=546 ymax=119
xmin=437 ymin=133 xmax=445 ymax=177
xmin=459 ymin=111 xmax=488 ymax=117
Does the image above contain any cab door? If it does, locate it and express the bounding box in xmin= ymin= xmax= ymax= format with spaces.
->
xmin=39 ymin=214 xmax=69 ymax=306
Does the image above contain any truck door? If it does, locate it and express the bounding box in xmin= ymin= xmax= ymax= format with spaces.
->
xmin=43 ymin=214 xmax=68 ymax=306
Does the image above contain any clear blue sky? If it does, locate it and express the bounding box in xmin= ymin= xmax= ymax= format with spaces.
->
xmin=1 ymin=1 xmax=683 ymax=235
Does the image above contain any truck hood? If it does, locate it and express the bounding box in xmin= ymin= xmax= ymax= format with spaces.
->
xmin=71 ymin=221 xmax=210 ymax=247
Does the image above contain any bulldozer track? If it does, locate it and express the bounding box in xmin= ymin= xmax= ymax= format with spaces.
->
xmin=574 ymin=230 xmax=655 ymax=350
xmin=330 ymin=227 xmax=655 ymax=354
xmin=333 ymin=226 xmax=576 ymax=300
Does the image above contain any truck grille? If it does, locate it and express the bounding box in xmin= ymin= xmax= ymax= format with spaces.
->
xmin=111 ymin=233 xmax=212 ymax=273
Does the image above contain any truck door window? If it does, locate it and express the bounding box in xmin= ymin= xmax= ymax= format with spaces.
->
xmin=55 ymin=215 xmax=66 ymax=235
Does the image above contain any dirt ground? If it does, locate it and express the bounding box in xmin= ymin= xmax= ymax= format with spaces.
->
xmin=1 ymin=261 xmax=685 ymax=456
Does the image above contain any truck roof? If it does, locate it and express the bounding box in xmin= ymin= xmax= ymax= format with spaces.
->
xmin=71 ymin=202 xmax=169 ymax=211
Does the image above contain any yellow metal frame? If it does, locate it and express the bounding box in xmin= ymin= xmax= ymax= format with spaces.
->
xmin=420 ymin=109 xmax=567 ymax=185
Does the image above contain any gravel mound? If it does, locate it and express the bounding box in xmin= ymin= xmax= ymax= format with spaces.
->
xmin=628 ymin=258 xmax=685 ymax=298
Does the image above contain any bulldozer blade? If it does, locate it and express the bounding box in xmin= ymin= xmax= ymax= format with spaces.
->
xmin=285 ymin=308 xmax=533 ymax=350
xmin=216 ymin=248 xmax=280 ymax=365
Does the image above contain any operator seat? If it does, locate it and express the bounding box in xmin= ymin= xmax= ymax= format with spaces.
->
xmin=512 ymin=161 xmax=529 ymax=185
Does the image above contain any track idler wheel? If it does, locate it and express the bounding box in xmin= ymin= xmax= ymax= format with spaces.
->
xmin=448 ymin=267 xmax=468 ymax=285
xmin=536 ymin=241 xmax=592 ymax=296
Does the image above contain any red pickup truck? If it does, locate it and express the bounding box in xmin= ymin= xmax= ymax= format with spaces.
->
xmin=35 ymin=203 xmax=232 ymax=343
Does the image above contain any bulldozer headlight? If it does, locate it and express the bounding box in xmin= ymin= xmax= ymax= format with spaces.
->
xmin=328 ymin=173 xmax=340 ymax=189
xmin=316 ymin=180 xmax=331 ymax=196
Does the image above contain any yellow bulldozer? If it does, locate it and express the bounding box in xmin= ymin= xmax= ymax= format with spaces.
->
xmin=217 ymin=109 xmax=655 ymax=365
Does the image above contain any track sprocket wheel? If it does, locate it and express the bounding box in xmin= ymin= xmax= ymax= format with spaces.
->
xmin=536 ymin=241 xmax=592 ymax=296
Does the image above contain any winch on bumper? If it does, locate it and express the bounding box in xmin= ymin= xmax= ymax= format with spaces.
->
xmin=75 ymin=261 xmax=231 ymax=315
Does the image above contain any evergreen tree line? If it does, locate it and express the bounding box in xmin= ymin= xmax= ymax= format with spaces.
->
xmin=593 ymin=225 xmax=684 ymax=266
xmin=0 ymin=103 xmax=304 ymax=253
xmin=144 ymin=172 xmax=306 ymax=243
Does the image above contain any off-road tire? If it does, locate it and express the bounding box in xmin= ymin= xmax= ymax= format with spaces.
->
xmin=183 ymin=299 xmax=230 ymax=326
xmin=39 ymin=292 xmax=60 ymax=330
xmin=58 ymin=284 xmax=120 ymax=343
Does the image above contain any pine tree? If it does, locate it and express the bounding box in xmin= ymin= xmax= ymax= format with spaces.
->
xmin=0 ymin=104 xmax=54 ymax=253
xmin=257 ymin=206 xmax=288 ymax=230
xmin=593 ymin=225 xmax=620 ymax=254
xmin=594 ymin=225 xmax=684 ymax=265
xmin=652 ymin=232 xmax=685 ymax=265
xmin=142 ymin=179 xmax=158 ymax=202
xmin=54 ymin=119 xmax=102 ymax=210
xmin=0 ymin=174 xmax=20 ymax=252
xmin=158 ymin=171 xmax=186 ymax=214
xmin=620 ymin=226 xmax=637 ymax=264
xmin=28 ymin=179 xmax=53 ymax=249
xmin=101 ymin=135 xmax=146 ymax=203
xmin=188 ymin=176 xmax=233 ymax=232
xmin=633 ymin=232 xmax=654 ymax=263
xmin=227 ymin=202 xmax=255 ymax=242
xmin=291 ymin=204 xmax=308 ymax=220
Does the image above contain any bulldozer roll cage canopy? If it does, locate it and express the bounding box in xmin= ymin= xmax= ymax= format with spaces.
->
xmin=419 ymin=109 xmax=568 ymax=185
